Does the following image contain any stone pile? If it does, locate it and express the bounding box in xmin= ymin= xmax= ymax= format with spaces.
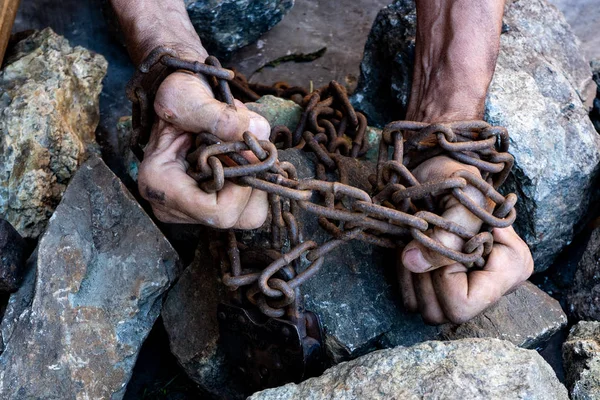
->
xmin=2 ymin=0 xmax=600 ymax=397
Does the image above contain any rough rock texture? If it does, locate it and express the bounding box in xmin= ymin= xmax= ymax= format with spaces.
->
xmin=563 ymin=321 xmax=600 ymax=400
xmin=246 ymin=95 xmax=302 ymax=131
xmin=162 ymin=238 xmax=246 ymax=400
xmin=163 ymin=150 xmax=566 ymax=397
xmin=437 ymin=282 xmax=566 ymax=349
xmin=548 ymin=0 xmax=600 ymax=62
xmin=251 ymin=339 xmax=569 ymax=400
xmin=185 ymin=0 xmax=295 ymax=57
xmin=351 ymin=0 xmax=600 ymax=271
xmin=0 ymin=28 xmax=107 ymax=239
xmin=0 ymin=219 xmax=27 ymax=293
xmin=0 ymin=156 xmax=181 ymax=399
xmin=567 ymin=227 xmax=600 ymax=321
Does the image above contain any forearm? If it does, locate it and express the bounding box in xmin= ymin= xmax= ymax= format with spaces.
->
xmin=110 ymin=0 xmax=208 ymax=65
xmin=407 ymin=0 xmax=505 ymax=122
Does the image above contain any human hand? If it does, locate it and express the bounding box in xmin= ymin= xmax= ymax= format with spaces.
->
xmin=137 ymin=71 xmax=270 ymax=229
xmin=398 ymin=156 xmax=534 ymax=324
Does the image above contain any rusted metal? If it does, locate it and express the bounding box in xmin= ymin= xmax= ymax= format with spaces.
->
xmin=129 ymin=47 xmax=519 ymax=391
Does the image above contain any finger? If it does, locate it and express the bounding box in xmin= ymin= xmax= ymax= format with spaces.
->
xmin=396 ymin=248 xmax=418 ymax=312
xmin=139 ymin=138 xmax=255 ymax=229
xmin=239 ymin=107 xmax=272 ymax=163
xmin=414 ymin=272 xmax=448 ymax=325
xmin=154 ymin=72 xmax=250 ymax=141
xmin=234 ymin=189 xmax=268 ymax=230
xmin=431 ymin=229 xmax=533 ymax=324
xmin=402 ymin=156 xmax=487 ymax=273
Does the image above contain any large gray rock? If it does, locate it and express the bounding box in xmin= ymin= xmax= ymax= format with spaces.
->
xmin=437 ymin=282 xmax=566 ymax=349
xmin=185 ymin=0 xmax=295 ymax=57
xmin=0 ymin=28 xmax=107 ymax=239
xmin=547 ymin=0 xmax=600 ymax=62
xmin=0 ymin=156 xmax=181 ymax=399
xmin=567 ymin=226 xmax=600 ymax=321
xmin=563 ymin=321 xmax=600 ymax=400
xmin=351 ymin=0 xmax=600 ymax=271
xmin=163 ymin=150 xmax=566 ymax=397
xmin=251 ymin=338 xmax=569 ymax=400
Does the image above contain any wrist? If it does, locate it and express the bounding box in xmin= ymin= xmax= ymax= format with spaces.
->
xmin=406 ymin=66 xmax=489 ymax=123
xmin=111 ymin=0 xmax=208 ymax=65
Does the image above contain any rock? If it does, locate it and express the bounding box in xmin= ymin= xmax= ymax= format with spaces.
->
xmin=185 ymin=0 xmax=295 ymax=57
xmin=0 ymin=28 xmax=107 ymax=239
xmin=250 ymin=338 xmax=569 ymax=400
xmin=162 ymin=238 xmax=247 ymax=400
xmin=351 ymin=0 xmax=600 ymax=271
xmin=246 ymin=95 xmax=302 ymax=131
xmin=0 ymin=156 xmax=181 ymax=399
xmin=0 ymin=219 xmax=27 ymax=292
xmin=116 ymin=116 xmax=140 ymax=182
xmin=567 ymin=226 xmax=600 ymax=320
xmin=563 ymin=321 xmax=600 ymax=400
xmin=547 ymin=0 xmax=600 ymax=62
xmin=591 ymin=59 xmax=600 ymax=133
xmin=163 ymin=150 xmax=566 ymax=396
xmin=437 ymin=282 xmax=567 ymax=349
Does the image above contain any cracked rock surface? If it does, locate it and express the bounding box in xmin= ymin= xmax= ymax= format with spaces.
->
xmin=0 ymin=157 xmax=181 ymax=399
xmin=0 ymin=28 xmax=107 ymax=239
xmin=563 ymin=321 xmax=600 ymax=400
xmin=185 ymin=0 xmax=295 ymax=57
xmin=251 ymin=338 xmax=568 ymax=400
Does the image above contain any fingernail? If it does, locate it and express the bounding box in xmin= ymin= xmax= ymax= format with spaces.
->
xmin=403 ymin=249 xmax=431 ymax=273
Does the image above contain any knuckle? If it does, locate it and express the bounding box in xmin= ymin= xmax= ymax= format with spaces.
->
xmin=422 ymin=312 xmax=445 ymax=326
xmin=402 ymin=298 xmax=418 ymax=313
xmin=445 ymin=307 xmax=473 ymax=325
xmin=213 ymin=210 xmax=240 ymax=229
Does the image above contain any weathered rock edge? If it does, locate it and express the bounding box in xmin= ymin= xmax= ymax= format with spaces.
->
xmin=0 ymin=156 xmax=181 ymax=399
xmin=251 ymin=338 xmax=568 ymax=400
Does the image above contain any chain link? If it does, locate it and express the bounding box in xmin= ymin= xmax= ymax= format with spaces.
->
xmin=128 ymin=47 xmax=517 ymax=324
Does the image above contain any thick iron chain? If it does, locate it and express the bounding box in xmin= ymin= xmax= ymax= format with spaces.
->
xmin=128 ymin=47 xmax=517 ymax=322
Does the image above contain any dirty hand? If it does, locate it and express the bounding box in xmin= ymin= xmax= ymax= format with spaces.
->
xmin=398 ymin=156 xmax=534 ymax=324
xmin=137 ymin=71 xmax=270 ymax=229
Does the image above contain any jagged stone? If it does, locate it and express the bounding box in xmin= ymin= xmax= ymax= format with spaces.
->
xmin=163 ymin=149 xmax=567 ymax=397
xmin=437 ymin=282 xmax=567 ymax=349
xmin=185 ymin=0 xmax=295 ymax=57
xmin=0 ymin=156 xmax=181 ymax=399
xmin=351 ymin=0 xmax=600 ymax=271
xmin=162 ymin=239 xmax=246 ymax=400
xmin=251 ymin=339 xmax=569 ymax=400
xmin=567 ymin=226 xmax=600 ymax=321
xmin=563 ymin=321 xmax=600 ymax=400
xmin=0 ymin=28 xmax=107 ymax=239
xmin=0 ymin=219 xmax=26 ymax=293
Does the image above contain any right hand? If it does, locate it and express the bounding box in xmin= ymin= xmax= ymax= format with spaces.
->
xmin=137 ymin=71 xmax=271 ymax=229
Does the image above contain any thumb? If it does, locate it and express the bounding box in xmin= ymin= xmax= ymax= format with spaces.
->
xmin=154 ymin=71 xmax=250 ymax=141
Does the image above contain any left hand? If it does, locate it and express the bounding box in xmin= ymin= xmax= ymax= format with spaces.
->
xmin=398 ymin=156 xmax=534 ymax=325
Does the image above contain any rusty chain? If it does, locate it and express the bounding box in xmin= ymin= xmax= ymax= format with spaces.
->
xmin=128 ymin=47 xmax=517 ymax=387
